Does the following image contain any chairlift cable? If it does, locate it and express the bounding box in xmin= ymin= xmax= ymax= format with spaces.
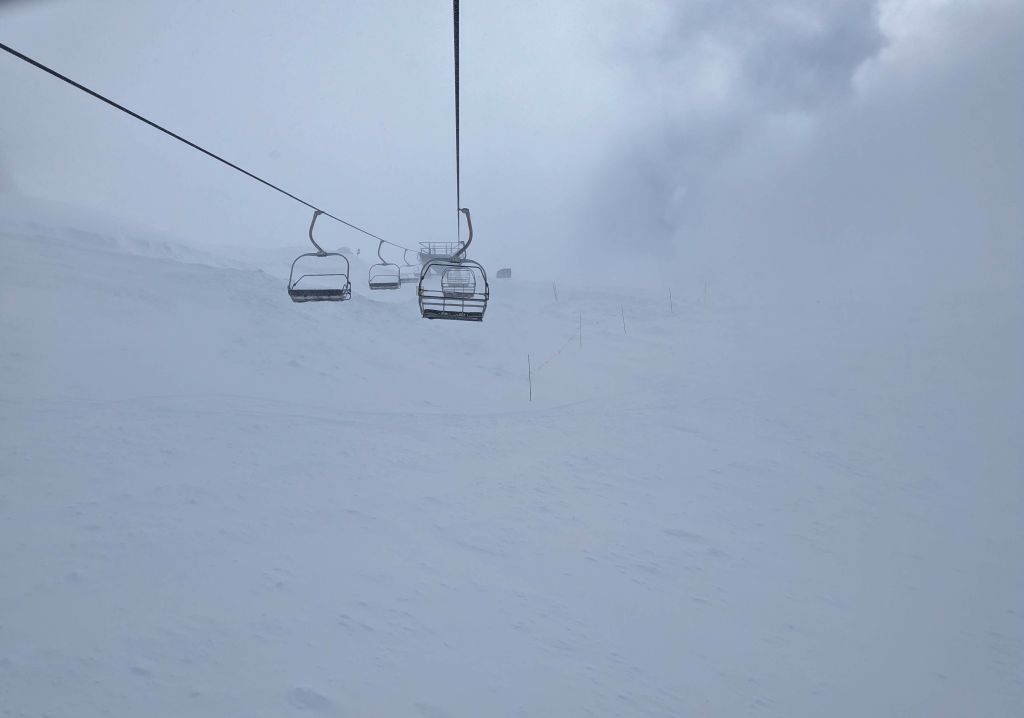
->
xmin=414 ymin=0 xmax=489 ymax=321
xmin=453 ymin=0 xmax=462 ymax=243
xmin=0 ymin=40 xmax=418 ymax=255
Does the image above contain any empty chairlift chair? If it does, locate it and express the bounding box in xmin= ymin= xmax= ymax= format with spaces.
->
xmin=288 ymin=210 xmax=352 ymax=302
xmin=368 ymin=240 xmax=402 ymax=290
xmin=418 ymin=208 xmax=489 ymax=321
xmin=419 ymin=260 xmax=489 ymax=321
xmin=368 ymin=241 xmax=402 ymax=290
xmin=419 ymin=240 xmax=465 ymax=265
xmin=399 ymin=249 xmax=420 ymax=285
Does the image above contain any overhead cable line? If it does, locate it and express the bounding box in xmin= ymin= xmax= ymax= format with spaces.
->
xmin=0 ymin=40 xmax=416 ymax=255
xmin=453 ymin=0 xmax=461 ymax=242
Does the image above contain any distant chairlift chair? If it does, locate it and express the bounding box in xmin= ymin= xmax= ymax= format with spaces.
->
xmin=399 ymin=249 xmax=420 ymax=285
xmin=288 ymin=210 xmax=352 ymax=302
xmin=368 ymin=241 xmax=402 ymax=290
xmin=418 ymin=208 xmax=489 ymax=321
xmin=419 ymin=240 xmax=465 ymax=265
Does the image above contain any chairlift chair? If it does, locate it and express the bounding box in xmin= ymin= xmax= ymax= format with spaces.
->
xmin=368 ymin=240 xmax=401 ymax=290
xmin=288 ymin=210 xmax=352 ymax=302
xmin=419 ymin=241 xmax=465 ymax=264
xmin=399 ymin=249 xmax=420 ymax=285
xmin=418 ymin=208 xmax=489 ymax=321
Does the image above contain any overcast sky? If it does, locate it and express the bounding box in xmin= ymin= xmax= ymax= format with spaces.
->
xmin=1 ymin=0 xmax=1021 ymax=297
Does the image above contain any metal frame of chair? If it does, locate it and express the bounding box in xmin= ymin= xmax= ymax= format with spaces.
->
xmin=368 ymin=240 xmax=401 ymax=290
xmin=288 ymin=210 xmax=352 ymax=303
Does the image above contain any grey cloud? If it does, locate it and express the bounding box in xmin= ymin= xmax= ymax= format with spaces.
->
xmin=678 ymin=1 xmax=885 ymax=111
xmin=682 ymin=0 xmax=1024 ymax=302
xmin=578 ymin=1 xmax=888 ymax=261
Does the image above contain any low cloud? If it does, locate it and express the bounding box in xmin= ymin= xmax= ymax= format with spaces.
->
xmin=1 ymin=0 xmax=1019 ymax=297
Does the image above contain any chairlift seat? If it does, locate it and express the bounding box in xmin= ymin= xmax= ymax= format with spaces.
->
xmin=288 ymin=286 xmax=352 ymax=302
xmin=422 ymin=307 xmax=485 ymax=321
xmin=287 ymin=243 xmax=352 ymax=304
xmin=368 ymin=263 xmax=402 ymax=290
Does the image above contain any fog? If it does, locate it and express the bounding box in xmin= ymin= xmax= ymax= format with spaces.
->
xmin=2 ymin=0 xmax=1021 ymax=296
xmin=2 ymin=4 xmax=1023 ymax=714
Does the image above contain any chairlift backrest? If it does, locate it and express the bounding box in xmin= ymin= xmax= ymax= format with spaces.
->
xmin=442 ymin=267 xmax=476 ymax=297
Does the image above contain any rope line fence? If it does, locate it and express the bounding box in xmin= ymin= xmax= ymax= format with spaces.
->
xmin=524 ymin=286 xmax=691 ymax=400
xmin=532 ymin=331 xmax=579 ymax=374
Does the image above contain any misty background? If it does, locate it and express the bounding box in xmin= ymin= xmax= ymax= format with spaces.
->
xmin=1 ymin=0 xmax=1021 ymax=300
xmin=2 ymin=4 xmax=1023 ymax=714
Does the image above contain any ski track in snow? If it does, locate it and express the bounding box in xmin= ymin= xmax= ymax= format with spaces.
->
xmin=1 ymin=211 xmax=1022 ymax=716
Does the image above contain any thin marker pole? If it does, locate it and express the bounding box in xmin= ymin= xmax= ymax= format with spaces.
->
xmin=527 ymin=354 xmax=533 ymax=402
xmin=669 ymin=288 xmax=674 ymax=314
xmin=552 ymin=282 xmax=559 ymax=302
xmin=621 ymin=306 xmax=627 ymax=335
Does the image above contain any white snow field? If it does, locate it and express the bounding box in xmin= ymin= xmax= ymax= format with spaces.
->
xmin=1 ymin=203 xmax=1021 ymax=717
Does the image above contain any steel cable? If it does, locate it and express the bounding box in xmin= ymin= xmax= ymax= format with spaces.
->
xmin=0 ymin=40 xmax=419 ymax=256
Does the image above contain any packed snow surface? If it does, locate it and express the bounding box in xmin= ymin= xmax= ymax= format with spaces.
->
xmin=1 ymin=205 xmax=1021 ymax=716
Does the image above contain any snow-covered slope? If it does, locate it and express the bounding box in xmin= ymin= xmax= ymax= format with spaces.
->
xmin=1 ymin=206 xmax=1021 ymax=716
